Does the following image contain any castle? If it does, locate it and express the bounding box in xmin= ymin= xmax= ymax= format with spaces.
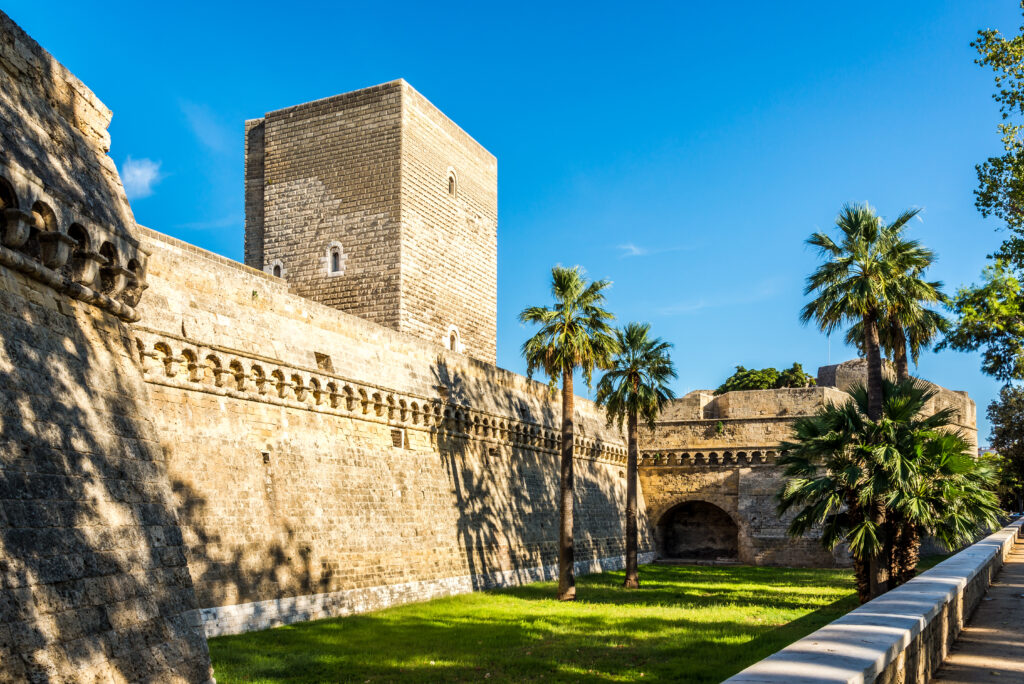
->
xmin=0 ymin=12 xmax=977 ymax=682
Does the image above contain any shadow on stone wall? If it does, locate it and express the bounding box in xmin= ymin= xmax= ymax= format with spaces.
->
xmin=431 ymin=357 xmax=633 ymax=591
xmin=0 ymin=287 xmax=212 ymax=681
xmin=169 ymin=477 xmax=333 ymax=609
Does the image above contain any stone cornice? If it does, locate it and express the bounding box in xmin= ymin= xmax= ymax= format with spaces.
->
xmin=133 ymin=328 xmax=628 ymax=466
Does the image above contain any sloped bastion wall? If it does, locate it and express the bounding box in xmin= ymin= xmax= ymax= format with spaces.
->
xmin=133 ymin=227 xmax=651 ymax=636
xmin=0 ymin=10 xmax=214 ymax=682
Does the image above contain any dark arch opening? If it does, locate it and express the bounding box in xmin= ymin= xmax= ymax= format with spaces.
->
xmin=0 ymin=177 xmax=16 ymax=244
xmin=657 ymin=501 xmax=738 ymax=561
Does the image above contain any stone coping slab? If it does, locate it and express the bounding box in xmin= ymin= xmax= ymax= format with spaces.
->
xmin=723 ymin=519 xmax=1023 ymax=684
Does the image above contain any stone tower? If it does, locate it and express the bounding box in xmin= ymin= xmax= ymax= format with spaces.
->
xmin=244 ymin=80 xmax=498 ymax=364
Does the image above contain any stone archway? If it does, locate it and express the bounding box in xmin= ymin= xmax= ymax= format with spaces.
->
xmin=657 ymin=500 xmax=739 ymax=560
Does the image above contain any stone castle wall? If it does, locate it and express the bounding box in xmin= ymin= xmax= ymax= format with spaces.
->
xmin=638 ymin=366 xmax=978 ymax=568
xmin=638 ymin=389 xmax=849 ymax=567
xmin=0 ymin=10 xmax=213 ymax=681
xmin=133 ymin=227 xmax=651 ymax=636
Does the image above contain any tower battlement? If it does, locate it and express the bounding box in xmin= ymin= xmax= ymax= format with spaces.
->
xmin=244 ymin=80 xmax=498 ymax=364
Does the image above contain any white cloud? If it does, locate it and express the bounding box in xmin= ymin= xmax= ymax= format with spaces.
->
xmin=120 ymin=156 xmax=162 ymax=199
xmin=180 ymin=100 xmax=231 ymax=152
xmin=616 ymin=243 xmax=691 ymax=258
xmin=618 ymin=243 xmax=649 ymax=257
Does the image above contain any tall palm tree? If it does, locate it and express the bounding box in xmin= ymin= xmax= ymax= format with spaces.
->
xmin=802 ymin=203 xmax=931 ymax=419
xmin=595 ymin=323 xmax=676 ymax=589
xmin=520 ymin=265 xmax=619 ymax=601
xmin=845 ymin=280 xmax=948 ymax=381
xmin=778 ymin=378 xmax=1000 ymax=602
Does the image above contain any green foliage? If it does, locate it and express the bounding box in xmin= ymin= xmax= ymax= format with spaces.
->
xmin=208 ymin=564 xmax=858 ymax=683
xmin=973 ymin=10 xmax=1024 ymax=245
xmin=801 ymin=203 xmax=937 ymax=419
xmin=519 ymin=265 xmax=618 ymax=391
xmin=715 ymin=362 xmax=815 ymax=394
xmin=949 ymin=9 xmax=1024 ymax=380
xmin=801 ymin=204 xmax=931 ymax=336
xmin=778 ymin=379 xmax=1001 ymax=601
xmin=596 ymin=322 xmax=676 ymax=431
xmin=987 ymin=384 xmax=1024 ymax=510
xmin=940 ymin=260 xmax=1024 ymax=381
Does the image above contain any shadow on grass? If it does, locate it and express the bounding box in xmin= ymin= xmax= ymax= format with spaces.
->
xmin=209 ymin=564 xmax=857 ymax=683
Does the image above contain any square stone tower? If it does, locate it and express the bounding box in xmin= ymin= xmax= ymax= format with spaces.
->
xmin=244 ymin=80 xmax=498 ymax=364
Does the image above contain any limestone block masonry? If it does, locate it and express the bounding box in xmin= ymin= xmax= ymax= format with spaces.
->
xmin=244 ymin=81 xmax=498 ymax=365
xmin=638 ymin=371 xmax=978 ymax=568
xmin=0 ymin=10 xmax=213 ymax=682
xmin=135 ymin=227 xmax=650 ymax=636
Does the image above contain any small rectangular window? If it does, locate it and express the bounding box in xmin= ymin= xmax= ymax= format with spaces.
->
xmin=391 ymin=428 xmax=406 ymax=448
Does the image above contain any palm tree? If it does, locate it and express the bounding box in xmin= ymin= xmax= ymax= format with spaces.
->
xmin=520 ymin=265 xmax=619 ymax=601
xmin=845 ymin=281 xmax=948 ymax=381
xmin=595 ymin=323 xmax=676 ymax=589
xmin=778 ymin=378 xmax=1000 ymax=602
xmin=802 ymin=203 xmax=932 ymax=419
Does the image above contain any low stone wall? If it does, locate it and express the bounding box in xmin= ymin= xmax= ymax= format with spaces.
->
xmin=724 ymin=519 xmax=1024 ymax=684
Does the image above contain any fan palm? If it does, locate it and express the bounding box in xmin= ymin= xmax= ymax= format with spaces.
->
xmin=520 ymin=265 xmax=619 ymax=601
xmin=845 ymin=281 xmax=948 ymax=381
xmin=595 ymin=322 xmax=676 ymax=588
xmin=802 ymin=203 xmax=932 ymax=419
xmin=778 ymin=378 xmax=1000 ymax=602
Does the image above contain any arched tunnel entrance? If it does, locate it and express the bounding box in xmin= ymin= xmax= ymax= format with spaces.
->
xmin=657 ymin=501 xmax=739 ymax=561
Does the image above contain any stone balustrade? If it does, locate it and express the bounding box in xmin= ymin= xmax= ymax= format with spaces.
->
xmin=724 ymin=519 xmax=1024 ymax=684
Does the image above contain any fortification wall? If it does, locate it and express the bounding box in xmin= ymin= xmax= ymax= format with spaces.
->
xmin=133 ymin=227 xmax=651 ymax=636
xmin=0 ymin=10 xmax=212 ymax=681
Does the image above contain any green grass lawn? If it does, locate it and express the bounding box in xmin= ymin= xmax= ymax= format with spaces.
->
xmin=208 ymin=563 xmax=858 ymax=683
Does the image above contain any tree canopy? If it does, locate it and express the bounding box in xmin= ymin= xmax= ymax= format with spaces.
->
xmin=987 ymin=384 xmax=1024 ymax=511
xmin=714 ymin=363 xmax=816 ymax=395
xmin=946 ymin=8 xmax=1024 ymax=379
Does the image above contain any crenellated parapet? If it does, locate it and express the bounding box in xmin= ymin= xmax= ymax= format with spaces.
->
xmin=0 ymin=7 xmax=149 ymax=320
xmin=133 ymin=329 xmax=628 ymax=466
xmin=638 ymin=448 xmax=780 ymax=468
xmin=0 ymin=165 xmax=149 ymax=319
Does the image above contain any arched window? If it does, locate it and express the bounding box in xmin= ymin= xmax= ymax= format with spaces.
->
xmin=447 ymin=168 xmax=458 ymax=198
xmin=267 ymin=259 xmax=285 ymax=279
xmin=324 ymin=242 xmax=346 ymax=277
xmin=445 ymin=325 xmax=462 ymax=353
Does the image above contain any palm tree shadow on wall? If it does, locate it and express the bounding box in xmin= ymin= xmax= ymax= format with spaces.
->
xmin=430 ymin=356 xmax=631 ymax=592
xmin=168 ymin=477 xmax=334 ymax=615
xmin=0 ymin=286 xmax=213 ymax=682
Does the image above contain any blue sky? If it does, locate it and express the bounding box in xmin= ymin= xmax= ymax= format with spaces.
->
xmin=9 ymin=1 xmax=1021 ymax=440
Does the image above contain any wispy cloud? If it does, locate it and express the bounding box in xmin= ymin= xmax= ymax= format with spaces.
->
xmin=659 ymin=279 xmax=783 ymax=315
xmin=616 ymin=243 xmax=690 ymax=258
xmin=180 ymin=100 xmax=232 ymax=152
xmin=121 ymin=156 xmax=162 ymax=199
